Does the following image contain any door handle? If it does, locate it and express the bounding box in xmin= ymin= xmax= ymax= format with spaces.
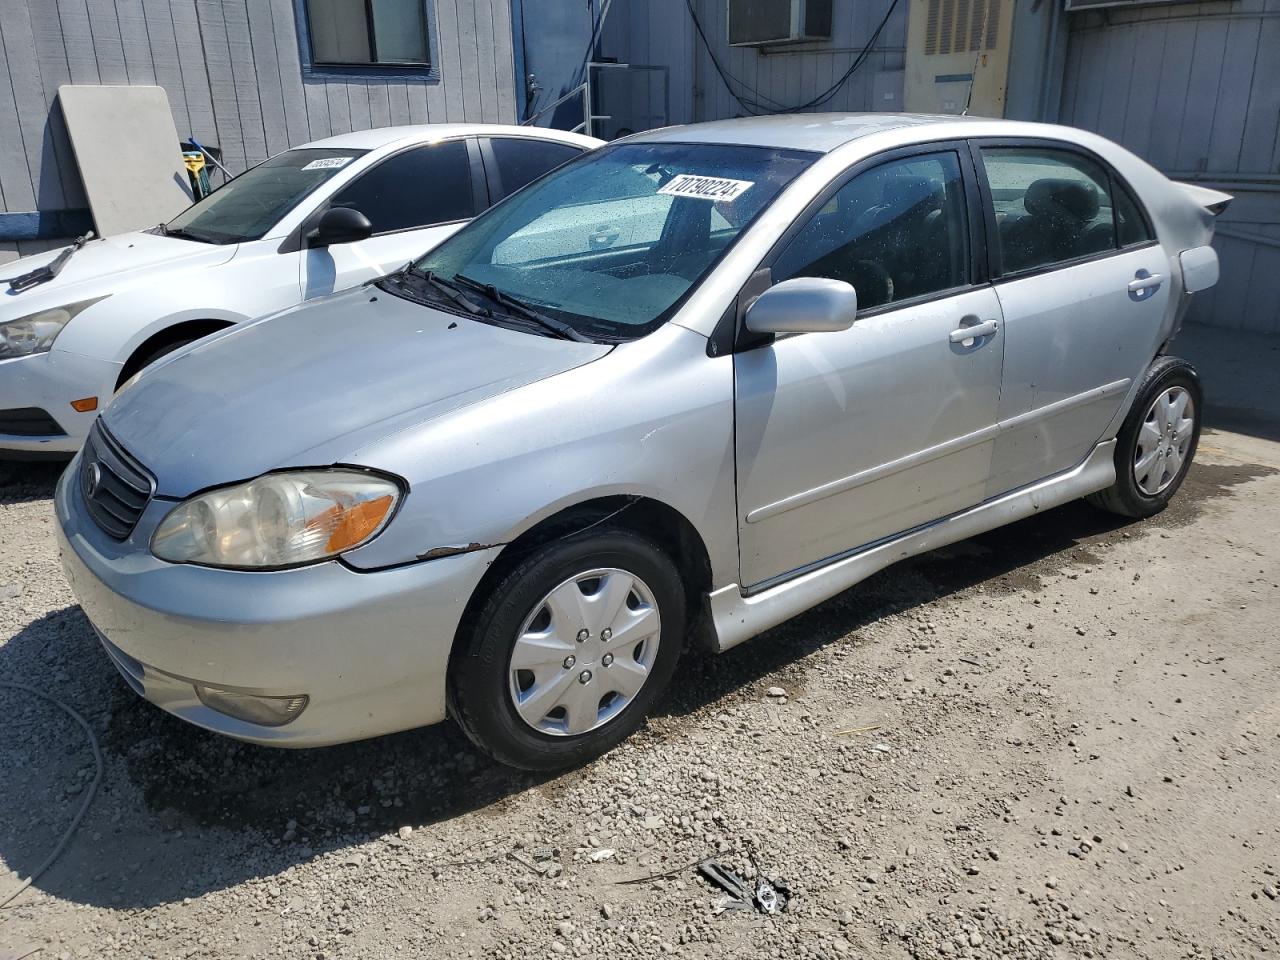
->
xmin=949 ymin=318 xmax=999 ymax=343
xmin=1128 ymin=270 xmax=1164 ymax=301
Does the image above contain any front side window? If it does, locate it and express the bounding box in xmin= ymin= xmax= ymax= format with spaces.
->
xmin=329 ymin=140 xmax=475 ymax=233
xmin=773 ymin=152 xmax=970 ymax=311
xmin=489 ymin=138 xmax=585 ymax=199
xmin=412 ymin=142 xmax=817 ymax=339
xmin=306 ymin=0 xmax=429 ymax=66
xmin=165 ymin=147 xmax=369 ymax=244
xmin=981 ymin=147 xmax=1120 ymax=275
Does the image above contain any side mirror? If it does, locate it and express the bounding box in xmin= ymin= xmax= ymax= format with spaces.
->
xmin=743 ymin=277 xmax=858 ymax=335
xmin=307 ymin=206 xmax=373 ymax=247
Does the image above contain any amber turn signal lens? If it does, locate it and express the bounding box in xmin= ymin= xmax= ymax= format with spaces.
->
xmin=70 ymin=396 xmax=98 ymax=412
xmin=318 ymin=494 xmax=396 ymax=553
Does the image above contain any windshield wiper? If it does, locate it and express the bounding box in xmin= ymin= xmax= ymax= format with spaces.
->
xmin=4 ymin=231 xmax=96 ymax=293
xmin=160 ymin=224 xmax=213 ymax=244
xmin=404 ymin=269 xmax=490 ymax=316
xmin=453 ymin=274 xmax=592 ymax=343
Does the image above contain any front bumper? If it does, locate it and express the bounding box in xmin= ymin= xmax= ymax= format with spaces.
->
xmin=0 ymin=350 xmax=122 ymax=455
xmin=55 ymin=461 xmax=500 ymax=746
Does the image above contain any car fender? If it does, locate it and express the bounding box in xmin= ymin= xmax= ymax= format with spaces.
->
xmin=340 ymin=322 xmax=741 ymax=587
xmin=49 ymin=240 xmax=303 ymax=365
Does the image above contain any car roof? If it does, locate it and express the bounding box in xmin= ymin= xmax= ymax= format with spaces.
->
xmin=629 ymin=112 xmax=987 ymax=152
xmin=298 ymin=124 xmax=602 ymax=151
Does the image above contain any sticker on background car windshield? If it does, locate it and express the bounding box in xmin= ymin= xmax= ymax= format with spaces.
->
xmin=302 ymin=157 xmax=355 ymax=171
xmin=658 ymin=174 xmax=754 ymax=202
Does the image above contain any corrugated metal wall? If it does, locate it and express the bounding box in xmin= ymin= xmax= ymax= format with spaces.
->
xmin=1059 ymin=0 xmax=1280 ymax=334
xmin=598 ymin=0 xmax=908 ymax=131
xmin=0 ymin=0 xmax=517 ymax=265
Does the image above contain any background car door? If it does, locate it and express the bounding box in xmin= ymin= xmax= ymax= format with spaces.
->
xmin=480 ymin=136 xmax=587 ymax=201
xmin=300 ymin=139 xmax=483 ymax=299
xmin=734 ymin=148 xmax=1006 ymax=588
xmin=975 ymin=143 xmax=1171 ymax=496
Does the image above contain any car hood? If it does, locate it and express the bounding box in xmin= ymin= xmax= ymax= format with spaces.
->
xmin=103 ymin=286 xmax=612 ymax=498
xmin=0 ymin=231 xmax=237 ymax=318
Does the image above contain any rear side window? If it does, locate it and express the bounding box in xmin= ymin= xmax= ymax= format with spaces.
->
xmin=489 ymin=138 xmax=584 ymax=199
xmin=772 ymin=151 xmax=970 ymax=311
xmin=981 ymin=147 xmax=1125 ymax=275
xmin=1114 ymin=181 xmax=1153 ymax=246
xmin=329 ymin=140 xmax=475 ymax=234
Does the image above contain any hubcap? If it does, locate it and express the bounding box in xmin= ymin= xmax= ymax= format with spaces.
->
xmin=1134 ymin=385 xmax=1195 ymax=496
xmin=508 ymin=567 xmax=661 ymax=737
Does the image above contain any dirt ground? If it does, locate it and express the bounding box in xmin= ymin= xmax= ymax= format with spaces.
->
xmin=1 ymin=425 xmax=1278 ymax=960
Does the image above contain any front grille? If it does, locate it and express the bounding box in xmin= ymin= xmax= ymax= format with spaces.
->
xmin=80 ymin=421 xmax=154 ymax=539
xmin=0 ymin=406 xmax=66 ymax=437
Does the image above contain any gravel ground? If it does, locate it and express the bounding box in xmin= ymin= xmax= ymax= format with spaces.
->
xmin=1 ymin=427 xmax=1278 ymax=960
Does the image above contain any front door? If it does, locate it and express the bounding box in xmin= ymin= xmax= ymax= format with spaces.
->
xmin=974 ymin=142 xmax=1173 ymax=496
xmin=734 ymin=148 xmax=1006 ymax=587
xmin=300 ymin=139 xmax=482 ymax=300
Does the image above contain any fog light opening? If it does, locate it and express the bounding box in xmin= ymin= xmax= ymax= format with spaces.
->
xmin=194 ymin=684 xmax=309 ymax=727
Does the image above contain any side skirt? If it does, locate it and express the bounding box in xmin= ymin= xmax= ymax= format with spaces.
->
xmin=708 ymin=439 xmax=1118 ymax=653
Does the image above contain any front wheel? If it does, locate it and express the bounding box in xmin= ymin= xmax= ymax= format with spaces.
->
xmin=449 ymin=528 xmax=685 ymax=771
xmin=1088 ymin=356 xmax=1202 ymax=519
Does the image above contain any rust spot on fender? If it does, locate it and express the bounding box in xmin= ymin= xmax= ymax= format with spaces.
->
xmin=418 ymin=543 xmax=492 ymax=561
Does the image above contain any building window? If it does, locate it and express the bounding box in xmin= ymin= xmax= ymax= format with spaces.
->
xmin=306 ymin=0 xmax=429 ymax=67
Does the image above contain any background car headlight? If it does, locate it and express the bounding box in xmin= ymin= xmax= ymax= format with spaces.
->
xmin=151 ymin=469 xmax=401 ymax=569
xmin=0 ymin=296 xmax=108 ymax=360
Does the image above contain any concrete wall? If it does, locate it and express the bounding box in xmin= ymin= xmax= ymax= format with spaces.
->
xmin=0 ymin=0 xmax=517 ymax=265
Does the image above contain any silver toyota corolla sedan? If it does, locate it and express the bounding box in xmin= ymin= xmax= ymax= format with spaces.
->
xmin=57 ymin=114 xmax=1227 ymax=770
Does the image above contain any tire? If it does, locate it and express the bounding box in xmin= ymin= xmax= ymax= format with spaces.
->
xmin=1087 ymin=355 xmax=1202 ymax=519
xmin=116 ymin=338 xmax=197 ymax=391
xmin=449 ymin=528 xmax=685 ymax=771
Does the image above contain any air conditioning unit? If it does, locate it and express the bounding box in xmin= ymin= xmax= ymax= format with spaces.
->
xmin=904 ymin=0 xmax=1015 ymax=116
xmin=728 ymin=0 xmax=833 ymax=46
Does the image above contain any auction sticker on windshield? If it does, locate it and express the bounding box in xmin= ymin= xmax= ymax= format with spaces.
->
xmin=658 ymin=174 xmax=754 ymax=202
xmin=302 ymin=157 xmax=355 ymax=171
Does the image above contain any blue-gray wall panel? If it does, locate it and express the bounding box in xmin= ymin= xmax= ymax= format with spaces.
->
xmin=601 ymin=0 xmax=906 ymax=131
xmin=1061 ymin=3 xmax=1280 ymax=333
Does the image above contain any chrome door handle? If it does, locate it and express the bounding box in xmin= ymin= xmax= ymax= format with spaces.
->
xmin=1128 ymin=273 xmax=1164 ymax=292
xmin=949 ymin=318 xmax=999 ymax=343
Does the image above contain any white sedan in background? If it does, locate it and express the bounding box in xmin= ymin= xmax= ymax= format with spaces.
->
xmin=0 ymin=124 xmax=600 ymax=460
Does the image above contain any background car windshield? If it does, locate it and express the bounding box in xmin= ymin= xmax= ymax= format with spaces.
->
xmin=414 ymin=142 xmax=816 ymax=338
xmin=164 ymin=147 xmax=369 ymax=244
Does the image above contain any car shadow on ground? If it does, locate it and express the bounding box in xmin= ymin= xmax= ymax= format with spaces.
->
xmin=1 ymin=496 xmax=1138 ymax=912
xmin=0 ymin=459 xmax=66 ymax=503
xmin=1 ymin=446 xmax=1270 ymax=911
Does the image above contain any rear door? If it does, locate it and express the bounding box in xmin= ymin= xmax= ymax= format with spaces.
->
xmin=973 ymin=141 xmax=1170 ymax=496
xmin=733 ymin=145 xmax=1006 ymax=588
xmin=301 ymin=138 xmax=484 ymax=299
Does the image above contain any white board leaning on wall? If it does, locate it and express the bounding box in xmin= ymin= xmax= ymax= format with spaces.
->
xmin=57 ymin=84 xmax=194 ymax=237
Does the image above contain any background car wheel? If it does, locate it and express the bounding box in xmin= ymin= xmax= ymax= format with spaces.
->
xmin=116 ymin=339 xmax=196 ymax=390
xmin=449 ymin=528 xmax=685 ymax=771
xmin=1088 ymin=355 xmax=1202 ymax=519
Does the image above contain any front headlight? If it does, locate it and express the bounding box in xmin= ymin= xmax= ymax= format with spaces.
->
xmin=0 ymin=296 xmax=109 ymax=360
xmin=151 ymin=469 xmax=401 ymax=569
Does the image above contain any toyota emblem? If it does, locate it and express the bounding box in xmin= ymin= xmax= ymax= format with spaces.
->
xmin=84 ymin=460 xmax=102 ymax=497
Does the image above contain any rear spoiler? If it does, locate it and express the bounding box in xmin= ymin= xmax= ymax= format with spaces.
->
xmin=1175 ymin=181 xmax=1233 ymax=216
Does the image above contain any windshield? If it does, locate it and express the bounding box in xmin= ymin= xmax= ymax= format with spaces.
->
xmin=412 ymin=142 xmax=817 ymax=339
xmin=164 ymin=147 xmax=369 ymax=244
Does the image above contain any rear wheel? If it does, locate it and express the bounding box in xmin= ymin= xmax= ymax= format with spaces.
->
xmin=1088 ymin=356 xmax=1202 ymax=518
xmin=449 ymin=528 xmax=685 ymax=770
